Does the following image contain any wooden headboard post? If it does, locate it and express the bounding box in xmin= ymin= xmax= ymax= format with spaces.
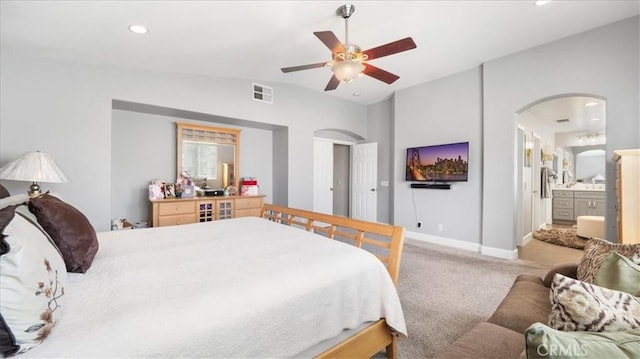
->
xmin=261 ymin=203 xmax=405 ymax=286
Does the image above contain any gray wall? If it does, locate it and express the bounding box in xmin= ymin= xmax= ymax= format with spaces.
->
xmin=366 ymin=98 xmax=394 ymax=224
xmin=0 ymin=57 xmax=368 ymax=231
xmin=110 ymin=109 xmax=273 ymax=224
xmin=483 ymin=15 xmax=639 ymax=251
xmin=394 ymin=67 xmax=483 ymax=246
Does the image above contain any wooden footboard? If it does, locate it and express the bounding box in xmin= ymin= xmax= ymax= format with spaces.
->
xmin=261 ymin=203 xmax=405 ymax=358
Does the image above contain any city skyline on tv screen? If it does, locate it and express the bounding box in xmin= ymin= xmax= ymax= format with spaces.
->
xmin=406 ymin=142 xmax=468 ymax=182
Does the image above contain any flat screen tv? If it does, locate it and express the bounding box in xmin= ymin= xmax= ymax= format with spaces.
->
xmin=405 ymin=142 xmax=469 ymax=182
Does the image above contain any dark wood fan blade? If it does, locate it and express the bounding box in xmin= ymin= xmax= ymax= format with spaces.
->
xmin=281 ymin=62 xmax=328 ymax=73
xmin=363 ymin=63 xmax=400 ymax=84
xmin=314 ymin=31 xmax=345 ymax=54
xmin=324 ymin=75 xmax=340 ymax=91
xmin=363 ymin=37 xmax=416 ymax=61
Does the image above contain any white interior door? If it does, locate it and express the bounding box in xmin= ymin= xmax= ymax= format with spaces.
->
xmin=352 ymin=142 xmax=377 ymax=222
xmin=532 ymin=135 xmax=542 ymax=230
xmin=313 ymin=138 xmax=333 ymax=215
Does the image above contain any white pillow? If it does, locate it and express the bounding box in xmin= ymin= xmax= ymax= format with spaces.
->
xmin=0 ymin=194 xmax=29 ymax=210
xmin=0 ymin=204 xmax=67 ymax=355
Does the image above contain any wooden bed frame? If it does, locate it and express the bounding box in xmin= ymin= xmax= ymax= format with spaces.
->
xmin=261 ymin=204 xmax=405 ymax=359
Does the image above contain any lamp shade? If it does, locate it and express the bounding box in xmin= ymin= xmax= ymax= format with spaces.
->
xmin=0 ymin=151 xmax=69 ymax=183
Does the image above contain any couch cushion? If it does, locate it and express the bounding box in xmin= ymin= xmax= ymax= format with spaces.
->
xmin=434 ymin=322 xmax=524 ymax=359
xmin=522 ymin=322 xmax=640 ymax=359
xmin=487 ymin=274 xmax=551 ymax=334
xmin=593 ymin=251 xmax=640 ymax=296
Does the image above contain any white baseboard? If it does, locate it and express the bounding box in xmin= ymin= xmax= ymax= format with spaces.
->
xmin=406 ymin=230 xmax=519 ymax=260
xmin=480 ymin=246 xmax=519 ymax=260
xmin=521 ymin=233 xmax=533 ymax=247
xmin=406 ymin=231 xmax=481 ymax=252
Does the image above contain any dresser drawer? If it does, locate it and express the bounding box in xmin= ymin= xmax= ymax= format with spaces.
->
xmin=235 ymin=197 xmax=263 ymax=210
xmin=235 ymin=208 xmax=262 ymax=217
xmin=157 ymin=202 xmax=194 ymax=216
xmin=553 ymin=208 xmax=574 ymax=221
xmin=553 ymin=198 xmax=573 ymax=209
xmin=157 ymin=214 xmax=195 ymax=227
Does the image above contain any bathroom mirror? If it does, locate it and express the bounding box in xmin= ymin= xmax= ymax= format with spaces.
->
xmin=177 ymin=122 xmax=240 ymax=189
xmin=575 ymin=148 xmax=606 ymax=184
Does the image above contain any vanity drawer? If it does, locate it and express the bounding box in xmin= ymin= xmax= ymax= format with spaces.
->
xmin=574 ymin=191 xmax=605 ymax=199
xmin=553 ymin=208 xmax=574 ymax=221
xmin=553 ymin=191 xmax=574 ymax=198
xmin=157 ymin=201 xmax=194 ymax=216
xmin=553 ymin=198 xmax=573 ymax=209
xmin=157 ymin=214 xmax=196 ymax=227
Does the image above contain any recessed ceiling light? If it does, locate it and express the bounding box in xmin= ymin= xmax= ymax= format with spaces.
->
xmin=535 ymin=0 xmax=551 ymax=5
xmin=128 ymin=25 xmax=148 ymax=34
xmin=352 ymin=92 xmax=361 ymax=97
xmin=584 ymin=101 xmax=598 ymax=107
xmin=591 ymin=118 xmax=600 ymax=121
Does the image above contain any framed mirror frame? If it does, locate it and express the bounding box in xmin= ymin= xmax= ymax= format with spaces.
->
xmin=176 ymin=122 xmax=240 ymax=189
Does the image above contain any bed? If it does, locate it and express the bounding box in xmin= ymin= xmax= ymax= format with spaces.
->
xmin=2 ymin=196 xmax=406 ymax=358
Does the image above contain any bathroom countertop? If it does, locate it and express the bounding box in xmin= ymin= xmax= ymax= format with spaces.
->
xmin=552 ymin=186 xmax=605 ymax=192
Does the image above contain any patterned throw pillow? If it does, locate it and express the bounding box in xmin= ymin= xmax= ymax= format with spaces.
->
xmin=548 ymin=274 xmax=640 ymax=332
xmin=577 ymin=238 xmax=640 ymax=283
xmin=0 ymin=205 xmax=67 ymax=356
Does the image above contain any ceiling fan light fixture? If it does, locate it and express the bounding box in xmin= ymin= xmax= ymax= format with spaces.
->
xmin=332 ymin=60 xmax=365 ymax=83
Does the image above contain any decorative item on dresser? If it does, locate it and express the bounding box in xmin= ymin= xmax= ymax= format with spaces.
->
xmin=0 ymin=150 xmax=69 ymax=197
xmin=149 ymin=194 xmax=265 ymax=227
xmin=612 ymin=149 xmax=640 ymax=244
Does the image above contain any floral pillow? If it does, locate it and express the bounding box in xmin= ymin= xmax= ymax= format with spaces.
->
xmin=0 ymin=205 xmax=67 ymax=356
xmin=548 ymin=273 xmax=640 ymax=332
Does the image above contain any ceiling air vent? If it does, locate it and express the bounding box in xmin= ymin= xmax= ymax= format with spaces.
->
xmin=252 ymin=83 xmax=273 ymax=104
xmin=556 ymin=118 xmax=570 ymax=123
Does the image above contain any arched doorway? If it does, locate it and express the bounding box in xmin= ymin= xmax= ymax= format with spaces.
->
xmin=514 ymin=94 xmax=606 ymax=249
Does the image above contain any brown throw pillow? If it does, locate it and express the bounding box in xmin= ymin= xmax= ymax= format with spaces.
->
xmin=576 ymin=238 xmax=640 ymax=283
xmin=28 ymin=194 xmax=98 ymax=273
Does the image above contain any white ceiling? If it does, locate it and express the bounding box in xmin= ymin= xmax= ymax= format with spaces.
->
xmin=1 ymin=1 xmax=638 ymax=105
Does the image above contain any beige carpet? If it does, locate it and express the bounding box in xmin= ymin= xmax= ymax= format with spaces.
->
xmin=532 ymin=227 xmax=590 ymax=249
xmin=384 ymin=239 xmax=550 ymax=358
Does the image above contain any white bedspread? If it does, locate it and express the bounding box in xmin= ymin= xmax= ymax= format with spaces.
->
xmin=24 ymin=217 xmax=406 ymax=358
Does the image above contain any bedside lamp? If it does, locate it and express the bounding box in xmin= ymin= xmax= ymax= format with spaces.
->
xmin=0 ymin=150 xmax=69 ymax=197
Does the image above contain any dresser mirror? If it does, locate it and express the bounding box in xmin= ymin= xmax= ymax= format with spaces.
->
xmin=177 ymin=122 xmax=240 ymax=189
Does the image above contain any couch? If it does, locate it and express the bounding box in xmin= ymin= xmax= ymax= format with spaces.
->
xmin=434 ymin=235 xmax=640 ymax=359
xmin=434 ymin=263 xmax=579 ymax=359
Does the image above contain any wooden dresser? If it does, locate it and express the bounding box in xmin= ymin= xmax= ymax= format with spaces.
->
xmin=612 ymin=149 xmax=639 ymax=244
xmin=150 ymin=195 xmax=265 ymax=227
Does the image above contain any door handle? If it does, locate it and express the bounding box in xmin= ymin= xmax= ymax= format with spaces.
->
xmin=371 ymin=188 xmax=376 ymax=192
xmin=330 ymin=188 xmax=333 ymax=191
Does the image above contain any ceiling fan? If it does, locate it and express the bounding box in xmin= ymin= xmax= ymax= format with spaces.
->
xmin=281 ymin=4 xmax=417 ymax=91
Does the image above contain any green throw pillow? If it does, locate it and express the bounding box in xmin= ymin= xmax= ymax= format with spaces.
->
xmin=522 ymin=322 xmax=640 ymax=359
xmin=593 ymin=251 xmax=640 ymax=296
